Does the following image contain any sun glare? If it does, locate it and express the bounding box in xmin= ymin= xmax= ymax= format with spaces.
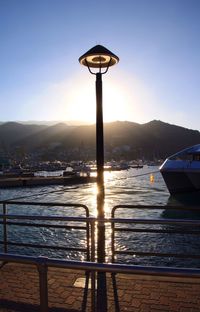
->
xmin=65 ymin=79 xmax=96 ymax=123
xmin=65 ymin=74 xmax=133 ymax=123
xmin=38 ymin=71 xmax=156 ymax=124
xmin=103 ymin=79 xmax=132 ymax=122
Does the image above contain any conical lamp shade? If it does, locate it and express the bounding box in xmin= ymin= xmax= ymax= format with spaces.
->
xmin=79 ymin=45 xmax=119 ymax=68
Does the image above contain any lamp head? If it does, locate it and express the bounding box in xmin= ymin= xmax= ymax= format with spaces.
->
xmin=79 ymin=45 xmax=119 ymax=69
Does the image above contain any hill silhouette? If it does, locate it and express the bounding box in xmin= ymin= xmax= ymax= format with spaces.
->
xmin=0 ymin=120 xmax=199 ymax=160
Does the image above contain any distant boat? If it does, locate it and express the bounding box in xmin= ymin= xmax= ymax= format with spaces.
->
xmin=3 ymin=164 xmax=23 ymax=176
xmin=90 ymin=162 xmax=131 ymax=172
xmin=131 ymin=164 xmax=143 ymax=169
xmin=160 ymin=144 xmax=200 ymax=195
xmin=63 ymin=163 xmax=91 ymax=177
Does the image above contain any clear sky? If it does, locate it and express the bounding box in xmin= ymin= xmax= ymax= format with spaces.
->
xmin=0 ymin=0 xmax=200 ymax=130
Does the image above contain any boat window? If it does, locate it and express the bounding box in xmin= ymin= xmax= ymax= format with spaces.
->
xmin=193 ymin=154 xmax=200 ymax=161
xmin=170 ymin=154 xmax=193 ymax=161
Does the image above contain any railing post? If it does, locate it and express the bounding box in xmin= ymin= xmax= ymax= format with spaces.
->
xmin=86 ymin=212 xmax=90 ymax=261
xmin=90 ymin=220 xmax=96 ymax=263
xmin=3 ymin=203 xmax=8 ymax=253
xmin=90 ymin=220 xmax=96 ymax=311
xmin=111 ymin=215 xmax=115 ymax=264
xmin=37 ymin=257 xmax=48 ymax=312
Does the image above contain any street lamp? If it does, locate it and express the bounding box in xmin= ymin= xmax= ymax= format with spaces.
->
xmin=79 ymin=45 xmax=119 ymax=311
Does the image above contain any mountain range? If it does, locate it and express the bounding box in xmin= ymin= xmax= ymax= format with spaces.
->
xmin=0 ymin=120 xmax=199 ymax=160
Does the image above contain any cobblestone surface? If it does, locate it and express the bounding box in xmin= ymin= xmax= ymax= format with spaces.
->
xmin=0 ymin=263 xmax=200 ymax=311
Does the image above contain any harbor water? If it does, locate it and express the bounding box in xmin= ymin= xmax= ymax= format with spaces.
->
xmin=1 ymin=166 xmax=200 ymax=268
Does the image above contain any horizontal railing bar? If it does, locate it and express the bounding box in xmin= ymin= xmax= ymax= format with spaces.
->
xmin=1 ymin=215 xmax=200 ymax=226
xmin=0 ymin=241 xmax=87 ymax=252
xmin=110 ymin=218 xmax=200 ymax=225
xmin=0 ymin=201 xmax=88 ymax=209
xmin=1 ymin=253 xmax=200 ymax=279
xmin=114 ymin=228 xmax=200 ymax=234
xmin=0 ymin=214 xmax=95 ymax=222
xmin=0 ymin=221 xmax=86 ymax=230
xmin=115 ymin=250 xmax=200 ymax=259
xmin=113 ymin=205 xmax=200 ymax=211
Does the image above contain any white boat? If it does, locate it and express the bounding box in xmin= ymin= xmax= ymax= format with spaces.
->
xmin=160 ymin=144 xmax=200 ymax=195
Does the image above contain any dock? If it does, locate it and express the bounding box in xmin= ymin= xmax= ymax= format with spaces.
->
xmin=0 ymin=176 xmax=96 ymax=188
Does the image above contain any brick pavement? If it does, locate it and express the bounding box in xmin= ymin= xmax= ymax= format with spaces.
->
xmin=0 ymin=263 xmax=200 ymax=312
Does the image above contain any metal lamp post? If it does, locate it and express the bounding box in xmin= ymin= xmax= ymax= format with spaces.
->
xmin=79 ymin=45 xmax=119 ymax=311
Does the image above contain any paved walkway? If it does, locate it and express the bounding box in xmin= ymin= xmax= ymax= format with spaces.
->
xmin=1 ymin=262 xmax=200 ymax=311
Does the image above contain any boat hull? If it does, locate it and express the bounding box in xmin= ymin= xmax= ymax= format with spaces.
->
xmin=160 ymin=144 xmax=200 ymax=195
xmin=161 ymin=169 xmax=200 ymax=195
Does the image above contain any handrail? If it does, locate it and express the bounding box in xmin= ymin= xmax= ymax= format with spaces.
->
xmin=2 ymin=212 xmax=200 ymax=263
xmin=1 ymin=202 xmax=200 ymax=311
xmin=1 ymin=252 xmax=200 ymax=312
xmin=1 ymin=252 xmax=200 ymax=277
xmin=111 ymin=204 xmax=200 ymax=263
xmin=0 ymin=214 xmax=96 ymax=222
xmin=2 ymin=201 xmax=200 ymax=266
xmin=0 ymin=200 xmax=89 ymax=209
xmin=112 ymin=204 xmax=200 ymax=216
xmin=0 ymin=201 xmax=91 ymax=261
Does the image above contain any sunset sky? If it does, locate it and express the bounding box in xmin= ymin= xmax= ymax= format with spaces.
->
xmin=0 ymin=0 xmax=200 ymax=130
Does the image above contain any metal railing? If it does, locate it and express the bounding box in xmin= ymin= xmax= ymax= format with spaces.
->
xmin=1 ymin=252 xmax=200 ymax=312
xmin=111 ymin=205 xmax=200 ymax=263
xmin=2 ymin=202 xmax=200 ymax=265
xmin=1 ymin=203 xmax=200 ymax=311
xmin=0 ymin=201 xmax=92 ymax=261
